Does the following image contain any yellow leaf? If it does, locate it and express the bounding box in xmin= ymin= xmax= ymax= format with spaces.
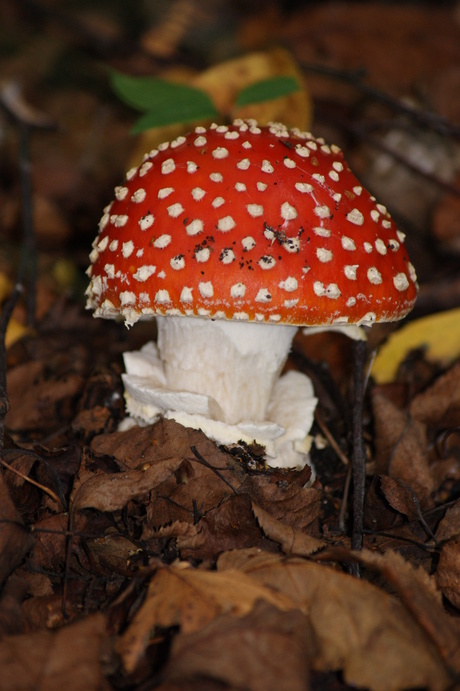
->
xmin=371 ymin=307 xmax=460 ymax=383
xmin=5 ymin=318 xmax=31 ymax=348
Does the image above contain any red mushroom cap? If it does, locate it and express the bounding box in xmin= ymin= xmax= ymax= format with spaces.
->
xmin=86 ymin=119 xmax=418 ymax=327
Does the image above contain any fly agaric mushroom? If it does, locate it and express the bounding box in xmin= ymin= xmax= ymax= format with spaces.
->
xmin=86 ymin=119 xmax=417 ymax=468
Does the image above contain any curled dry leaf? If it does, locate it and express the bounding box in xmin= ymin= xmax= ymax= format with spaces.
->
xmin=116 ymin=563 xmax=295 ymax=674
xmin=410 ymin=360 xmax=460 ymax=429
xmin=0 ymin=477 xmax=33 ymax=589
xmin=251 ymin=502 xmax=325 ymax=556
xmin=372 ymin=389 xmax=434 ymax=498
xmin=162 ymin=600 xmax=313 ymax=691
xmin=217 ymin=549 xmax=451 ymax=691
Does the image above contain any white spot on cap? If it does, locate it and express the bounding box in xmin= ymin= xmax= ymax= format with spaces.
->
xmin=382 ymin=220 xmax=392 ymax=229
xmin=114 ymin=215 xmax=128 ymax=228
xmin=220 ymin=248 xmax=235 ymax=264
xmin=329 ymin=170 xmax=339 ymax=182
xmin=262 ymin=160 xmax=274 ymax=173
xmin=132 ymin=188 xmax=146 ymax=203
xmin=247 ymin=204 xmax=263 ymax=217
xmin=397 ymin=230 xmax=406 ymax=243
xmin=367 ymin=267 xmax=382 ymax=284
xmin=218 ymin=216 xmax=236 ymax=232
xmin=279 ymin=277 xmax=298 ymax=292
xmin=115 ymin=186 xmax=128 ymax=201
xmin=317 ymin=248 xmax=333 ymax=263
xmin=393 ymin=273 xmax=409 ymax=291
xmin=199 ymin=281 xmax=214 ymax=298
xmin=284 ymin=298 xmax=299 ymax=308
xmin=312 ymin=174 xmax=325 ymax=184
xmin=109 ymin=240 xmax=118 ymax=251
xmin=180 ymin=287 xmax=193 ymax=303
xmin=307 ymin=141 xmax=318 ymax=150
xmin=347 ymin=296 xmax=357 ymax=307
xmin=237 ymin=158 xmax=250 ymax=170
xmin=230 ymin=282 xmax=246 ymax=298
xmin=314 ymin=205 xmax=331 ymax=219
xmin=255 ymin=289 xmax=271 ymax=303
xmin=158 ymin=142 xmax=169 ymax=152
xmin=284 ymin=237 xmax=300 ymax=253
xmin=154 ymin=234 xmax=172 ymax=249
xmin=194 ymin=136 xmax=207 ymax=147
xmin=186 ymin=219 xmax=203 ymax=236
xmin=235 ymin=182 xmax=246 ymax=192
xmin=333 ymin=161 xmax=344 ymax=172
xmin=314 ymin=282 xmax=341 ymax=299
xmin=347 ymin=209 xmax=364 ymax=226
xmin=353 ymin=186 xmax=362 ymax=196
xmin=225 ymin=130 xmax=239 ymax=140
xmin=122 ymin=241 xmax=134 ymax=258
xmin=167 ymin=203 xmax=184 ymax=218
xmin=213 ymin=147 xmax=229 ymax=159
xmin=120 ymin=291 xmax=136 ymax=306
xmin=284 ymin=158 xmax=296 ymax=169
xmin=364 ymin=242 xmax=373 ymax=253
xmin=126 ymin=167 xmax=138 ymax=180
xmin=171 ymin=136 xmax=186 ymax=148
xmin=212 ymin=197 xmax=225 ymax=208
xmin=210 ymin=172 xmax=223 ymax=182
xmin=242 ymin=236 xmax=256 ymax=250
xmin=408 ymin=263 xmax=417 ymax=283
xmin=104 ymin=264 xmax=115 ymax=278
xmin=198 ymin=308 xmax=211 ymax=317
xmin=187 ymin=161 xmax=198 ymax=173
xmin=344 ymin=265 xmax=358 ymax=280
xmin=242 ymin=140 xmax=252 ymax=149
xmin=161 ymin=158 xmax=175 ymax=175
xmin=314 ymin=227 xmax=331 ymax=238
xmin=234 ymin=312 xmax=250 ymax=320
xmin=195 ymin=247 xmax=211 ymax=263
xmin=360 ymin=312 xmax=377 ymax=325
xmin=269 ymin=314 xmax=281 ymax=322
xmin=259 ymin=256 xmax=276 ymax=270
xmin=195 ymin=126 xmax=206 ymax=133
xmin=389 ymin=239 xmax=400 ymax=251
xmin=192 ymin=187 xmax=206 ymax=201
xmin=155 ymin=290 xmax=171 ymax=304
xmin=133 ymin=265 xmax=156 ymax=282
xmin=136 ymin=249 xmax=143 ymax=258
xmin=375 ymin=239 xmax=387 ymax=255
xmin=97 ymin=236 xmax=109 ymax=251
xmin=216 ymin=125 xmax=228 ymax=133
xmin=139 ymin=292 xmax=150 ymax=305
xmin=158 ymin=187 xmax=174 ymax=199
xmin=257 ymin=182 xmax=267 ymax=191
xmin=170 ymin=255 xmax=185 ymax=270
xmin=139 ymin=161 xmax=153 ymax=177
xmin=295 ymin=146 xmax=310 ymax=158
xmin=371 ymin=210 xmax=380 ymax=223
xmin=295 ymin=182 xmax=313 ymax=194
xmin=139 ymin=214 xmax=154 ymax=231
xmin=377 ymin=203 xmax=388 ymax=215
xmin=98 ymin=213 xmax=109 ymax=232
xmin=89 ymin=248 xmax=99 ymax=263
xmin=281 ymin=202 xmax=298 ymax=220
xmin=333 ymin=193 xmax=342 ymax=203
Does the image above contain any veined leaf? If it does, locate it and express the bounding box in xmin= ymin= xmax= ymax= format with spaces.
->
xmin=235 ymin=76 xmax=300 ymax=107
xmin=111 ymin=72 xmax=219 ymax=131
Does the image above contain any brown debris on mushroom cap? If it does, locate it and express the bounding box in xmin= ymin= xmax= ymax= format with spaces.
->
xmin=86 ymin=119 xmax=418 ymax=328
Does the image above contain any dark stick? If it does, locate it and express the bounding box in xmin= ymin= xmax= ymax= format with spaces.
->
xmin=18 ymin=121 xmax=37 ymax=326
xmin=351 ymin=339 xmax=367 ymax=567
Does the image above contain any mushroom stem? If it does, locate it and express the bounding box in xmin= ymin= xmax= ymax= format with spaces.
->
xmin=351 ymin=338 xmax=367 ymax=567
xmin=156 ymin=316 xmax=298 ymax=425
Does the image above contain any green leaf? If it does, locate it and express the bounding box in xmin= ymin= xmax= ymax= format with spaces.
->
xmin=110 ymin=71 xmax=219 ymax=130
xmin=235 ymin=76 xmax=300 ymax=107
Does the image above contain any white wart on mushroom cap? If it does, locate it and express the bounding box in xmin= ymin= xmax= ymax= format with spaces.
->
xmin=86 ymin=119 xmax=418 ymax=428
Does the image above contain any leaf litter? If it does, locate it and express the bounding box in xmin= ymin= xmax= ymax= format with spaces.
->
xmin=2 ymin=2 xmax=460 ymax=689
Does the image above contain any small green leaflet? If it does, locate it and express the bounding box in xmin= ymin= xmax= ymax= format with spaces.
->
xmin=235 ymin=76 xmax=300 ymax=107
xmin=110 ymin=72 xmax=219 ymax=132
xmin=111 ymin=71 xmax=301 ymax=133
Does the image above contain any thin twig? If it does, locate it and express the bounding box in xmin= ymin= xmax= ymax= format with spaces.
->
xmin=190 ymin=445 xmax=239 ymax=495
xmin=351 ymin=339 xmax=367 ymax=571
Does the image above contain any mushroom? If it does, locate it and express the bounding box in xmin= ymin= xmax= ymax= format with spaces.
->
xmin=86 ymin=119 xmax=418 ymax=469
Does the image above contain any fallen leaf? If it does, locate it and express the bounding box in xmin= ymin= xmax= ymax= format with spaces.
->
xmin=251 ymin=502 xmax=324 ymax=555
xmin=0 ymin=613 xmax=108 ymax=691
xmin=410 ymin=360 xmax=460 ymax=429
xmin=218 ymin=549 xmax=451 ymax=691
xmin=0 ymin=476 xmax=33 ymax=588
xmin=116 ymin=563 xmax=295 ymax=674
xmin=371 ymin=309 xmax=460 ymax=384
xmin=437 ymin=536 xmax=460 ymax=610
xmin=372 ymin=389 xmax=434 ymax=498
xmin=163 ymin=600 xmax=313 ymax=691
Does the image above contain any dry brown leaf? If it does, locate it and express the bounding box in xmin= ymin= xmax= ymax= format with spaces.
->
xmin=251 ymin=502 xmax=324 ymax=555
xmin=0 ymin=476 xmax=33 ymax=588
xmin=0 ymin=613 xmax=108 ymax=691
xmin=378 ymin=474 xmax=426 ymax=520
xmin=218 ymin=549 xmax=451 ymax=691
xmin=116 ymin=563 xmax=295 ymax=674
xmin=71 ymin=455 xmax=183 ymax=512
xmin=372 ymin=389 xmax=434 ymax=498
xmin=436 ymin=500 xmax=460 ymax=542
xmin=163 ymin=600 xmax=313 ymax=691
xmin=410 ymin=361 xmax=460 ymax=429
xmin=437 ymin=536 xmax=460 ymax=610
